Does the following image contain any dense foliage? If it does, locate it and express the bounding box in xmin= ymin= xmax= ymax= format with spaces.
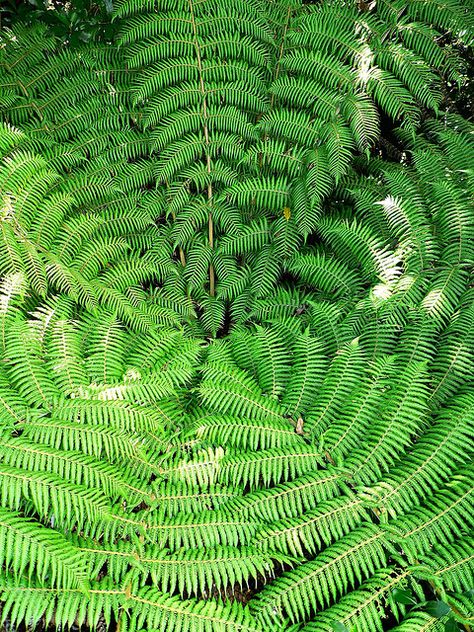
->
xmin=0 ymin=1 xmax=473 ymax=631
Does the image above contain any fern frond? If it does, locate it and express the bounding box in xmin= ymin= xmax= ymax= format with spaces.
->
xmin=128 ymin=508 xmax=259 ymax=551
xmin=317 ymin=217 xmax=401 ymax=284
xmin=4 ymin=318 xmax=61 ymax=407
xmin=320 ymin=356 xmax=396 ymax=462
xmin=347 ymin=361 xmax=430 ymax=485
xmin=0 ymin=436 xmax=146 ymax=503
xmin=388 ymin=611 xmax=445 ymax=632
xmin=296 ymin=569 xmax=410 ymax=632
xmin=141 ymin=545 xmax=289 ymax=597
xmin=421 ymin=266 xmax=469 ymax=325
xmin=224 ymin=468 xmax=343 ymax=522
xmin=129 ymin=585 xmax=265 ymax=632
xmin=19 ymin=417 xmax=147 ymax=466
xmin=150 ymin=481 xmax=241 ymax=518
xmin=387 ymin=468 xmax=474 ymax=561
xmin=255 ymin=495 xmax=369 ymax=557
xmin=191 ymin=414 xmax=305 ymax=451
xmin=0 ymin=463 xmax=109 ymax=535
xmin=306 ymin=340 xmax=365 ymax=436
xmin=358 ymin=393 xmax=474 ymax=516
xmin=0 ymin=508 xmax=88 ymax=589
xmin=0 ymin=577 xmax=122 ymax=630
xmin=286 ymin=252 xmax=362 ymax=299
xmin=281 ymin=332 xmax=327 ymax=416
xmin=198 ymin=362 xmax=287 ymax=421
xmin=219 ymin=446 xmax=322 ymax=490
xmin=253 ymin=524 xmax=387 ymax=625
xmin=427 ymin=537 xmax=474 ymax=594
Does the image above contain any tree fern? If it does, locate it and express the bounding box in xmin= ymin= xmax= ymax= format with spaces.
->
xmin=1 ymin=2 xmax=474 ymax=632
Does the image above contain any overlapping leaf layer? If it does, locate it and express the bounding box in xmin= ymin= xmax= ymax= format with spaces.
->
xmin=0 ymin=1 xmax=473 ymax=631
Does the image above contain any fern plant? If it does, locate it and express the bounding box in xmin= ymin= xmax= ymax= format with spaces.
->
xmin=2 ymin=299 xmax=473 ymax=631
xmin=4 ymin=0 xmax=472 ymax=332
xmin=1 ymin=1 xmax=474 ymax=631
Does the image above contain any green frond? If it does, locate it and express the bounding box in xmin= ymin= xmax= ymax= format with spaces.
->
xmin=4 ymin=318 xmax=61 ymax=407
xmin=248 ymin=245 xmax=282 ymax=298
xmin=191 ymin=414 xmax=306 ymax=451
xmin=0 ymin=508 xmax=88 ymax=589
xmin=286 ymin=252 xmax=362 ymax=298
xmin=376 ymin=44 xmax=441 ymax=111
xmin=431 ymin=178 xmax=474 ymax=265
xmin=305 ymin=146 xmax=334 ymax=207
xmin=159 ymin=445 xmax=227 ymax=487
xmin=0 ymin=436 xmax=146 ymax=503
xmin=306 ymin=340 xmax=366 ymax=436
xmin=129 ymin=585 xmax=265 ymax=632
xmin=317 ymin=217 xmax=400 ymax=284
xmin=198 ymin=361 xmax=287 ymax=421
xmin=281 ymin=332 xmax=327 ymax=416
xmin=245 ymin=140 xmax=307 ymax=179
xmin=128 ymin=508 xmax=259 ymax=551
xmin=387 ymin=468 xmax=474 ymax=561
xmin=444 ymin=592 xmax=474 ymax=627
xmin=279 ymin=50 xmax=353 ymax=94
xmin=306 ymin=302 xmax=345 ymax=354
xmin=347 ymin=361 xmax=430 ymax=484
xmin=388 ymin=611 xmax=445 ymax=632
xmin=253 ymin=524 xmax=387 ymax=625
xmin=0 ymin=577 xmax=122 ymax=630
xmin=322 ymin=119 xmax=355 ymax=184
xmin=358 ymin=393 xmax=474 ymax=516
xmin=52 ymin=398 xmax=167 ymax=436
xmin=220 ymin=218 xmax=270 ymax=256
xmin=320 ymin=356 xmax=396 ymax=462
xmin=0 ymin=371 xmax=31 ymax=433
xmin=184 ymin=240 xmax=214 ymax=290
xmin=138 ymin=545 xmax=289 ymax=597
xmin=429 ymin=303 xmax=474 ymax=407
xmin=252 ymin=325 xmax=291 ymax=398
xmin=366 ymin=69 xmax=420 ymax=133
xmin=421 ymin=266 xmax=469 ymax=324
xmin=255 ymin=495 xmax=369 ymax=557
xmin=0 ymin=463 xmax=109 ymax=535
xmin=343 ymin=93 xmax=380 ymax=152
xmin=225 ymin=176 xmax=291 ymax=215
xmin=403 ymin=0 xmax=474 ymax=40
xmin=296 ymin=569 xmax=410 ymax=632
xmin=219 ymin=446 xmax=322 ymax=490
xmin=199 ymin=295 xmax=227 ymax=337
xmin=46 ymin=319 xmax=88 ymax=395
xmin=398 ymin=21 xmax=460 ymax=81
xmin=224 ymin=468 xmax=343 ymax=522
xmin=258 ymin=108 xmax=321 ymax=149
xmin=150 ymin=481 xmax=241 ymax=518
xmin=426 ymin=537 xmax=474 ymax=594
xmin=20 ymin=416 xmax=147 ymax=466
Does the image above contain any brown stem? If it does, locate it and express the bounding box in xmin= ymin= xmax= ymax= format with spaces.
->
xmin=208 ymin=206 xmax=215 ymax=296
xmin=270 ymin=3 xmax=293 ymax=109
xmin=188 ymin=0 xmax=215 ymax=295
